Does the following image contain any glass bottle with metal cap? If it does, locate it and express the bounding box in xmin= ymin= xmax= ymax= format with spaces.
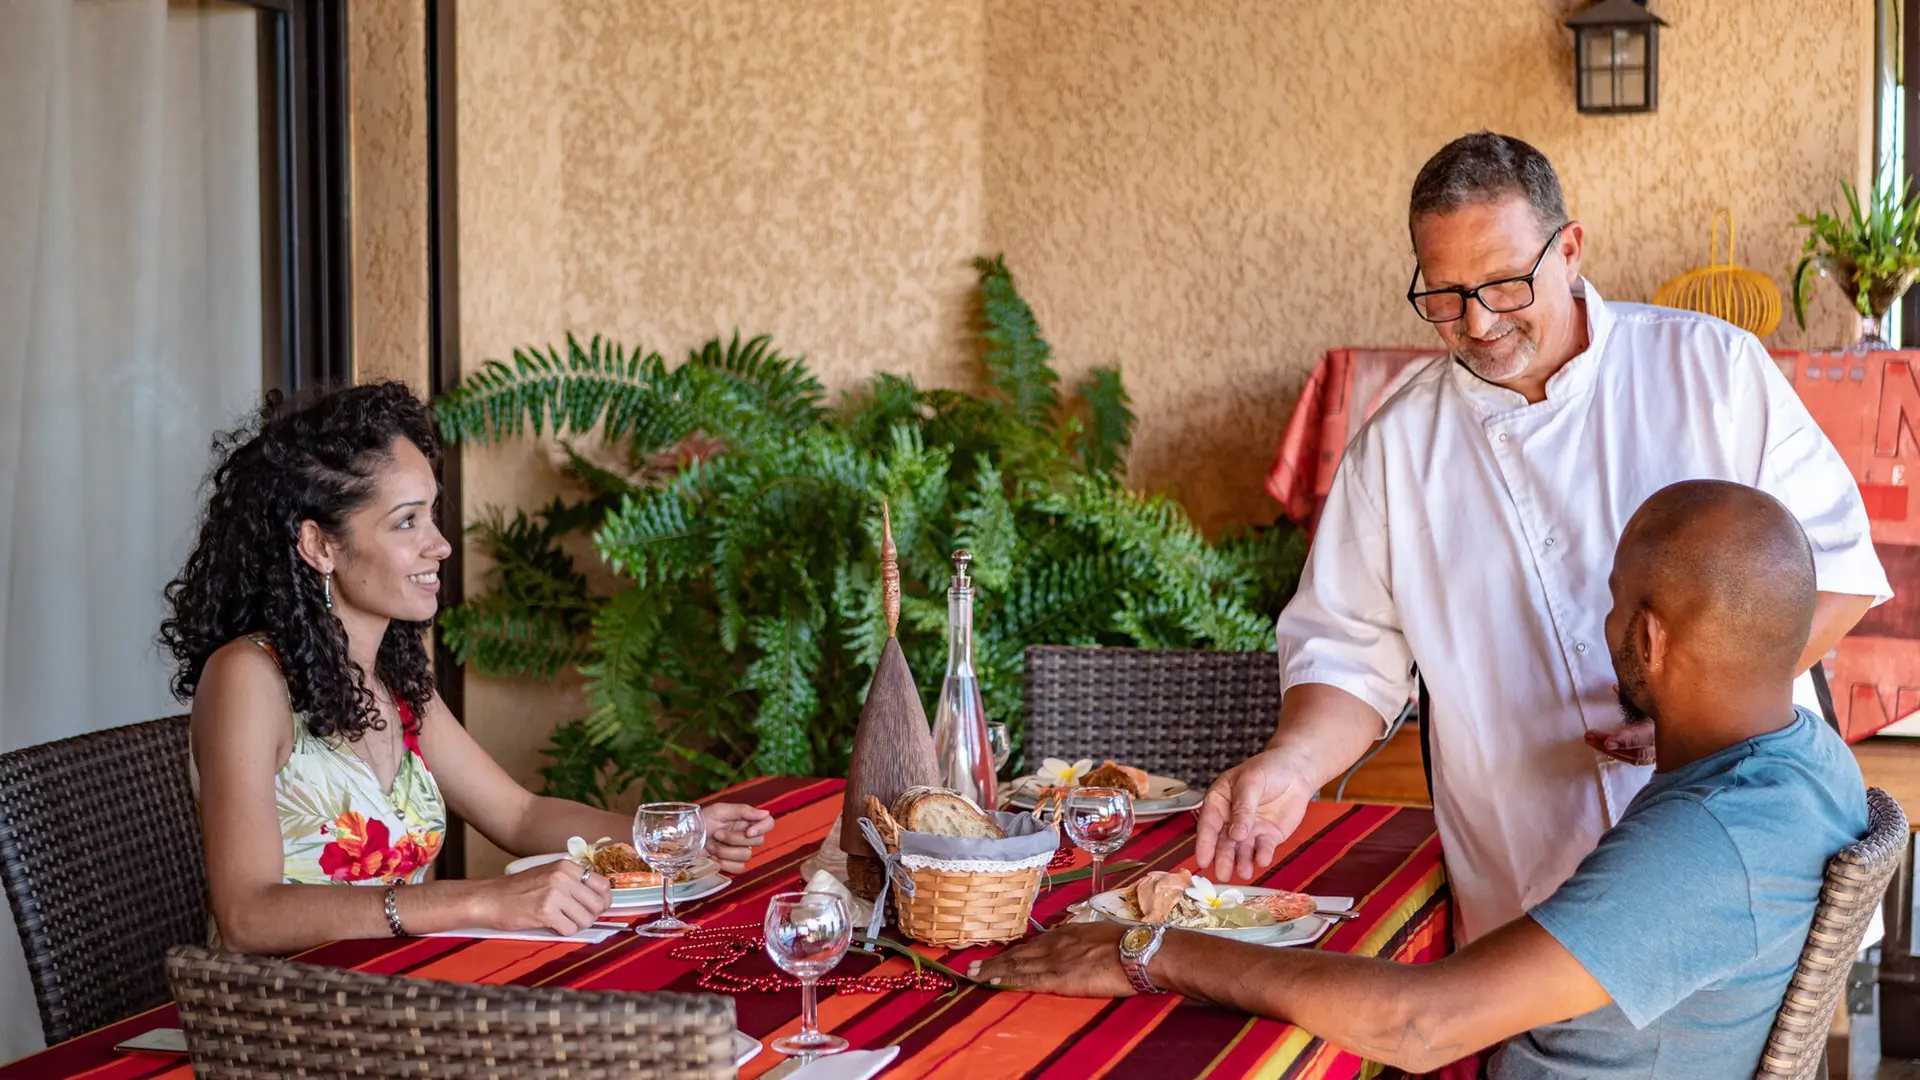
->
xmin=930 ymin=550 xmax=996 ymax=811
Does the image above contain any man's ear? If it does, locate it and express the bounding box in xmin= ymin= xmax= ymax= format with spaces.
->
xmin=1640 ymin=606 xmax=1668 ymax=674
xmin=296 ymin=520 xmax=336 ymax=575
xmin=1558 ymin=220 xmax=1585 ymax=283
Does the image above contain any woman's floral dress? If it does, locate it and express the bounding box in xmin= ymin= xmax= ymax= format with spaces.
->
xmin=197 ymin=635 xmax=447 ymax=944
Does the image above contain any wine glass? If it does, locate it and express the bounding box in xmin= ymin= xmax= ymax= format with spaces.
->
xmin=764 ymin=891 xmax=853 ymax=1057
xmin=986 ymin=722 xmax=1012 ymax=775
xmin=1063 ymin=787 xmax=1134 ymax=905
xmin=633 ymin=802 xmax=705 ymax=937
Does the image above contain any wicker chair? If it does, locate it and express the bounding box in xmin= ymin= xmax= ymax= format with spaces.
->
xmin=1754 ymin=787 xmax=1910 ymax=1080
xmin=0 ymin=715 xmax=208 ymax=1044
xmin=166 ymin=945 xmax=737 ymax=1079
xmin=1023 ymin=646 xmax=1281 ymax=787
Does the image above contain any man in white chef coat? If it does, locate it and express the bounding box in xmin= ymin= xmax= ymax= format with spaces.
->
xmin=1195 ymin=131 xmax=1891 ymax=943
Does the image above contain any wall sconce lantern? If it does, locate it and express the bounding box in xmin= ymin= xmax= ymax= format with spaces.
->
xmin=1565 ymin=0 xmax=1665 ymax=114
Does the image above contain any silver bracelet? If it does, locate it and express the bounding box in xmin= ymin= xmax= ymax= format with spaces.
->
xmin=383 ymin=884 xmax=408 ymax=937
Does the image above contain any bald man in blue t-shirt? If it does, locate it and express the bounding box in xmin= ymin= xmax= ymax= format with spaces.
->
xmin=976 ymin=479 xmax=1871 ymax=1078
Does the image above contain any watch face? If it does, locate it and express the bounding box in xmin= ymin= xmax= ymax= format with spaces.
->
xmin=1122 ymin=926 xmax=1154 ymax=952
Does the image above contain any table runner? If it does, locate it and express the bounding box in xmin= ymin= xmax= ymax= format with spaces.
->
xmin=5 ymin=778 xmax=1454 ymax=1080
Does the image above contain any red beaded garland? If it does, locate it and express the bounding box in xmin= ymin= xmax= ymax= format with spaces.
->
xmin=667 ymin=925 xmax=951 ymax=994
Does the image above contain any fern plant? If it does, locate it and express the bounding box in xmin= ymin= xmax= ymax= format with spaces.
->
xmin=434 ymin=255 xmax=1304 ymax=807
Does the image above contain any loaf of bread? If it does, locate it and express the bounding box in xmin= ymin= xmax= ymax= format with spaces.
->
xmin=890 ymin=787 xmax=1006 ymax=840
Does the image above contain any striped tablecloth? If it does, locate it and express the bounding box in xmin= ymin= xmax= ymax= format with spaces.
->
xmin=5 ymin=778 xmax=1456 ymax=1080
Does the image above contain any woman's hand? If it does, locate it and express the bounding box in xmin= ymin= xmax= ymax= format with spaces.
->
xmin=478 ymin=860 xmax=611 ymax=936
xmin=703 ymin=802 xmax=775 ymax=873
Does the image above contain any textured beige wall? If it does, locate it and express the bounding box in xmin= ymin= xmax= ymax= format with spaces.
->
xmin=456 ymin=0 xmax=986 ymax=876
xmin=985 ymin=0 xmax=1875 ymax=534
xmin=347 ymin=0 xmax=429 ymax=390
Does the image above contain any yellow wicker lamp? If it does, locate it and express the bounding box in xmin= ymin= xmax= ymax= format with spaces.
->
xmin=1652 ymin=208 xmax=1783 ymax=338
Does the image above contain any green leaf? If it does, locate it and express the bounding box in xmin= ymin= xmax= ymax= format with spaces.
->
xmin=973 ymin=254 xmax=1061 ymax=427
xmin=1074 ymin=365 xmax=1134 ymax=476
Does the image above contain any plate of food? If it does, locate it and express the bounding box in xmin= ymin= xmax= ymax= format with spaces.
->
xmin=1004 ymin=759 xmax=1200 ymax=817
xmin=506 ymin=838 xmax=725 ymax=908
xmin=1088 ymin=869 xmax=1349 ymax=946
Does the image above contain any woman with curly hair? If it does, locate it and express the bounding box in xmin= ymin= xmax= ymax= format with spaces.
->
xmin=161 ymin=382 xmax=772 ymax=953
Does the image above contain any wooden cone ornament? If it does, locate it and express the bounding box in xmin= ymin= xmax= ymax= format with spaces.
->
xmin=839 ymin=503 xmax=939 ymax=901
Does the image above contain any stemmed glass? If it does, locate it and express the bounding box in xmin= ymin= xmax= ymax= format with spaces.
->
xmin=986 ymin=722 xmax=1012 ymax=775
xmin=633 ymin=802 xmax=705 ymax=937
xmin=1063 ymin=787 xmax=1135 ymax=904
xmin=764 ymin=891 xmax=853 ymax=1058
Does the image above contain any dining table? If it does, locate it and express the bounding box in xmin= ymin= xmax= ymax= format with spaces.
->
xmin=3 ymin=777 xmax=1460 ymax=1080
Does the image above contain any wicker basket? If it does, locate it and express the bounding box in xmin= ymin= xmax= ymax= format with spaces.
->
xmin=864 ymin=803 xmax=1052 ymax=947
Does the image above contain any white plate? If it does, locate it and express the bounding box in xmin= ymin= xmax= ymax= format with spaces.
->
xmin=1005 ymin=772 xmax=1193 ymax=812
xmin=1087 ymin=887 xmax=1354 ymax=946
xmin=503 ymin=851 xmax=724 ymax=907
xmin=733 ymin=1030 xmax=761 ymax=1067
xmin=606 ymin=872 xmax=731 ymax=912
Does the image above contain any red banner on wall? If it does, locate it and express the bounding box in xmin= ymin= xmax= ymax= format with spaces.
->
xmin=1267 ymin=347 xmax=1920 ymax=742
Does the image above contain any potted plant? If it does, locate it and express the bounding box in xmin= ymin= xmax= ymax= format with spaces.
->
xmin=1792 ymin=176 xmax=1920 ymax=349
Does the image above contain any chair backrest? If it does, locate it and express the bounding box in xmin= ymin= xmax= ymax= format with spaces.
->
xmin=165 ymin=944 xmax=737 ymax=1079
xmin=1755 ymin=787 xmax=1910 ymax=1080
xmin=0 ymin=715 xmax=208 ymax=1044
xmin=1023 ymin=646 xmax=1280 ymax=787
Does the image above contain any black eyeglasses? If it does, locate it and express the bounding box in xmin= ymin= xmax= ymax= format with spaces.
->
xmin=1406 ymin=222 xmax=1571 ymax=323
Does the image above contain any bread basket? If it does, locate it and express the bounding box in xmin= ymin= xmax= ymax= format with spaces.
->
xmin=859 ymin=796 xmax=1057 ymax=947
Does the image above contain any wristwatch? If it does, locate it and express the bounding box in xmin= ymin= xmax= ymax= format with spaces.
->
xmin=1118 ymin=924 xmax=1168 ymax=994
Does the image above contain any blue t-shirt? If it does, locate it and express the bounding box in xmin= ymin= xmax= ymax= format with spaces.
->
xmin=1492 ymin=709 xmax=1867 ymax=1079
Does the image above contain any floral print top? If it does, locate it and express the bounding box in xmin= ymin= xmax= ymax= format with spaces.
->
xmin=238 ymin=635 xmax=446 ymax=886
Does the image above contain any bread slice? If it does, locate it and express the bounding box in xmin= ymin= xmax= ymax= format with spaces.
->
xmin=892 ymin=788 xmax=1006 ymax=840
xmin=1080 ymin=761 xmax=1149 ymax=799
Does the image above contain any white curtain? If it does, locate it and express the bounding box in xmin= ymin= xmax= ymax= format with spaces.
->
xmin=0 ymin=0 xmax=266 ymax=1061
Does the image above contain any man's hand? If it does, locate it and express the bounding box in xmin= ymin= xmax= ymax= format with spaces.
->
xmin=1193 ymin=749 xmax=1313 ymax=882
xmin=968 ymin=923 xmax=1133 ymax=996
xmin=1582 ymin=724 xmax=1654 ymax=767
xmin=702 ymin=802 xmax=774 ymax=873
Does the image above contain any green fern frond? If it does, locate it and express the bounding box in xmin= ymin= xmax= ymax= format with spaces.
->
xmin=433 ymin=335 xmax=672 ymax=446
xmin=1075 ymin=365 xmax=1134 ymax=476
xmin=973 ymin=255 xmax=1061 ymax=427
xmin=953 ymin=456 xmax=1018 ymax=591
xmin=439 ymin=594 xmax=588 ymax=680
xmin=594 ymin=486 xmax=708 ymax=585
xmin=690 ymin=332 xmax=828 ymax=428
xmin=743 ymin=602 xmax=824 ymax=775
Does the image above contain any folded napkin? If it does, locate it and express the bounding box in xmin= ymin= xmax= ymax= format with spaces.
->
xmin=802 ymin=867 xmax=874 ymax=926
xmin=423 ymin=926 xmax=619 ymax=944
xmin=779 ymin=1046 xmax=900 ymax=1080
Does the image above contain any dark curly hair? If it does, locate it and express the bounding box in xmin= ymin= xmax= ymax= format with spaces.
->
xmin=160 ymin=381 xmax=440 ymax=740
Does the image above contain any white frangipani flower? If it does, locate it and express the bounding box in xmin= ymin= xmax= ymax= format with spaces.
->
xmin=566 ymin=836 xmax=613 ymax=864
xmin=1184 ymin=876 xmax=1245 ymax=911
xmin=1038 ymin=757 xmax=1095 ymax=787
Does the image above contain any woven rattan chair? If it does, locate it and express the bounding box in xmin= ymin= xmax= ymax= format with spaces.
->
xmin=1023 ymin=646 xmax=1281 ymax=787
xmin=166 ymin=944 xmax=737 ymax=1079
xmin=1754 ymin=787 xmax=1909 ymax=1080
xmin=0 ymin=715 xmax=208 ymax=1044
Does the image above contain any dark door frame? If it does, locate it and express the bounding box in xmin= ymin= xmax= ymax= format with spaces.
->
xmin=233 ymin=0 xmax=352 ymax=392
xmin=427 ymin=0 xmax=469 ymax=879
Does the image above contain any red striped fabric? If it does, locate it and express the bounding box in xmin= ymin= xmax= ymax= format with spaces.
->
xmin=3 ymin=780 xmax=1455 ymax=1080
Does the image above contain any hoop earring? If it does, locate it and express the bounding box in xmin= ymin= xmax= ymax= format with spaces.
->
xmin=323 ymin=571 xmax=334 ymax=611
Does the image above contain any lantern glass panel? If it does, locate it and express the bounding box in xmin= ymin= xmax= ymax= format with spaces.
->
xmin=1617 ymin=27 xmax=1646 ymax=66
xmin=1617 ymin=67 xmax=1646 ymax=107
xmin=1583 ymin=67 xmax=1614 ymax=108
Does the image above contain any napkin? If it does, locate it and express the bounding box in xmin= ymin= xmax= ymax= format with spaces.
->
xmin=803 ymin=867 xmax=874 ymax=926
xmin=423 ymin=926 xmax=619 ymax=944
xmin=780 ymin=1046 xmax=901 ymax=1080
